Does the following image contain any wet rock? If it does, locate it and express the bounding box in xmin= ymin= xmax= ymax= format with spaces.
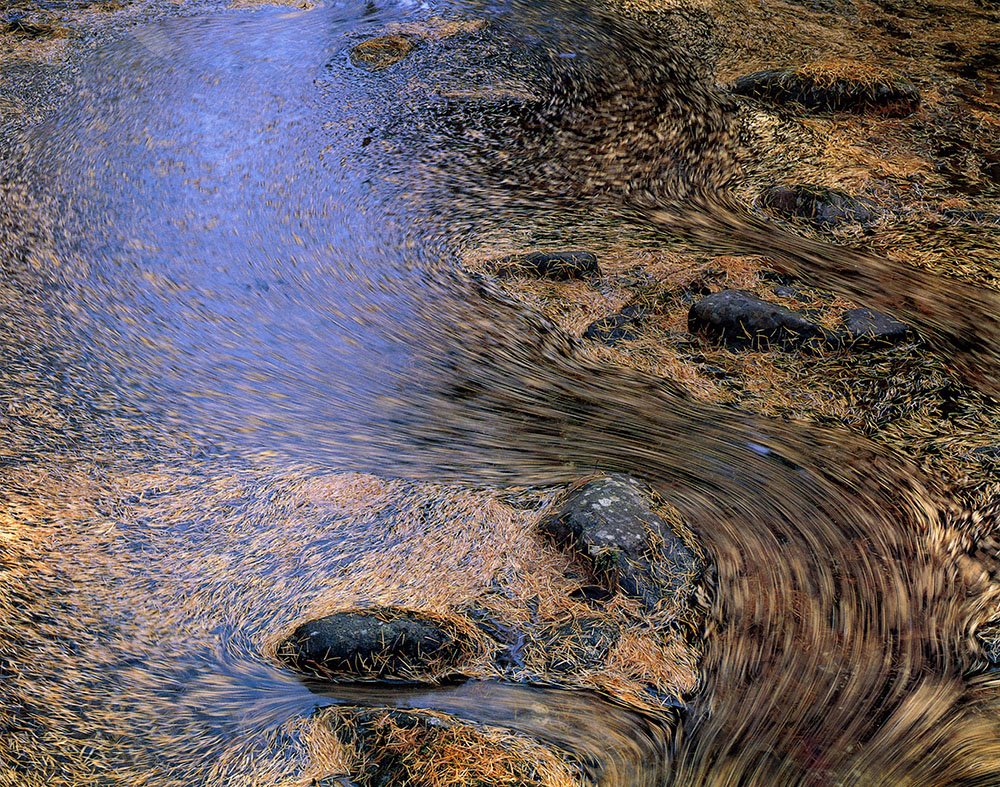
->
xmin=841 ymin=307 xmax=915 ymax=347
xmin=277 ymin=609 xmax=465 ymax=682
xmin=761 ymin=184 xmax=878 ymax=228
xmin=490 ymin=250 xmax=600 ymax=281
xmin=688 ymin=289 xmax=834 ymax=352
xmin=349 ymin=35 xmax=416 ymax=71
xmin=731 ymin=68 xmax=920 ymax=117
xmin=583 ymin=304 xmax=645 ymax=345
xmin=538 ymin=474 xmax=700 ymax=616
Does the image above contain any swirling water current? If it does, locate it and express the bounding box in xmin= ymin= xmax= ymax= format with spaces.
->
xmin=2 ymin=0 xmax=1000 ymax=785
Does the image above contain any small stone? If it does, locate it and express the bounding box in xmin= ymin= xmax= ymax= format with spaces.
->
xmin=772 ymin=285 xmax=808 ymax=301
xmin=761 ymin=185 xmax=878 ymax=228
xmin=583 ymin=304 xmax=645 ymax=345
xmin=688 ymin=289 xmax=835 ymax=352
xmin=490 ymin=250 xmax=600 ymax=281
xmin=349 ymin=35 xmax=416 ymax=71
xmin=841 ymin=307 xmax=914 ymax=347
xmin=538 ymin=474 xmax=701 ymax=618
xmin=277 ymin=609 xmax=465 ymax=682
xmin=731 ymin=68 xmax=920 ymax=117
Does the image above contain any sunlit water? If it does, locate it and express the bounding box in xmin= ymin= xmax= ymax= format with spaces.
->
xmin=2 ymin=0 xmax=1000 ymax=784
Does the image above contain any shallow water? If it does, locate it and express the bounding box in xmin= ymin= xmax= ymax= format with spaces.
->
xmin=2 ymin=0 xmax=1000 ymax=784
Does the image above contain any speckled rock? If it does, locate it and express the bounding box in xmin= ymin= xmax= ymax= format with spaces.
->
xmin=538 ymin=474 xmax=701 ymax=617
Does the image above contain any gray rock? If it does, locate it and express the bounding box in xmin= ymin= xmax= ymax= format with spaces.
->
xmin=491 ymin=250 xmax=600 ymax=281
xmin=583 ymin=304 xmax=645 ymax=345
xmin=688 ymin=289 xmax=835 ymax=352
xmin=761 ymin=184 xmax=878 ymax=228
xmin=278 ymin=609 xmax=463 ymax=681
xmin=841 ymin=307 xmax=914 ymax=347
xmin=538 ymin=474 xmax=701 ymax=617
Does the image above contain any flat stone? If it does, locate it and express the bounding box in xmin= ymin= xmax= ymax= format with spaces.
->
xmin=731 ymin=68 xmax=920 ymax=117
xmin=583 ymin=304 xmax=645 ymax=345
xmin=841 ymin=307 xmax=914 ymax=347
xmin=277 ymin=609 xmax=464 ymax=681
xmin=761 ymin=184 xmax=878 ymax=228
xmin=490 ymin=250 xmax=600 ymax=281
xmin=689 ymin=289 xmax=835 ymax=352
xmin=538 ymin=474 xmax=701 ymax=617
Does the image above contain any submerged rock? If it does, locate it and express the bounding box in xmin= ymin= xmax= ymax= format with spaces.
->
xmin=761 ymin=184 xmax=878 ymax=228
xmin=1 ymin=13 xmax=68 ymax=39
xmin=841 ymin=307 xmax=915 ymax=347
xmin=277 ymin=609 xmax=466 ymax=682
xmin=490 ymin=250 xmax=600 ymax=281
xmin=583 ymin=304 xmax=646 ymax=345
xmin=349 ymin=35 xmax=416 ymax=71
xmin=689 ymin=289 xmax=834 ymax=351
xmin=732 ymin=67 xmax=920 ymax=116
xmin=538 ymin=474 xmax=700 ymax=617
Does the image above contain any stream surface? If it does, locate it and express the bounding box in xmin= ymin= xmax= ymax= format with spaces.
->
xmin=2 ymin=0 xmax=1000 ymax=785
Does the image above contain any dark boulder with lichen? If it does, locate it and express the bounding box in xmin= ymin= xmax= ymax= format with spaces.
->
xmin=689 ymin=289 xmax=837 ymax=352
xmin=538 ymin=474 xmax=701 ymax=619
xmin=731 ymin=67 xmax=920 ymax=116
xmin=277 ymin=608 xmax=470 ymax=682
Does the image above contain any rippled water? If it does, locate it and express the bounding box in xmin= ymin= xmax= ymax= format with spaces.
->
xmin=2 ymin=0 xmax=1000 ymax=784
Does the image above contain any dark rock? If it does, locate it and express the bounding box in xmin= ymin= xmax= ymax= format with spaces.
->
xmin=277 ymin=609 xmax=465 ymax=682
xmin=971 ymin=446 xmax=1000 ymax=465
xmin=772 ymin=285 xmax=808 ymax=301
xmin=688 ymin=289 xmax=835 ymax=352
xmin=538 ymin=474 xmax=701 ymax=617
xmin=731 ymin=68 xmax=920 ymax=117
xmin=583 ymin=304 xmax=645 ymax=345
xmin=349 ymin=35 xmax=416 ymax=71
xmin=841 ymin=307 xmax=914 ymax=347
xmin=540 ymin=617 xmax=620 ymax=672
xmin=569 ymin=584 xmax=615 ymax=605
xmin=491 ymin=250 xmax=600 ymax=280
xmin=761 ymin=185 xmax=878 ymax=228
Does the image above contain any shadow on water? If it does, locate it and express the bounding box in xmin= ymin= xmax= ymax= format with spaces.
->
xmin=2 ymin=0 xmax=1000 ymax=784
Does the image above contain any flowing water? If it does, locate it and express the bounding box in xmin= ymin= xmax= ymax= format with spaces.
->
xmin=2 ymin=0 xmax=1000 ymax=784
